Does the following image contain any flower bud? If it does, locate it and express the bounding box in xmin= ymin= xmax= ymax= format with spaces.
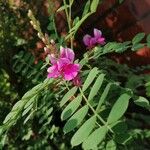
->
xmin=50 ymin=39 xmax=55 ymax=45
xmin=30 ymin=21 xmax=33 ymax=25
xmin=28 ymin=10 xmax=32 ymax=17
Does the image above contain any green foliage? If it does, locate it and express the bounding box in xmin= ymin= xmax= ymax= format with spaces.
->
xmin=107 ymin=94 xmax=130 ymax=124
xmin=65 ymin=0 xmax=101 ymax=40
xmin=94 ymin=32 xmax=150 ymax=57
xmin=90 ymin=0 xmax=100 ymax=12
xmin=0 ymin=78 xmax=53 ymax=134
xmin=12 ymin=50 xmax=45 ymax=85
xmin=59 ymin=68 xmax=134 ymax=149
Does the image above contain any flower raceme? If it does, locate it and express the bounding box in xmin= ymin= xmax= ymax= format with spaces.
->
xmin=47 ymin=47 xmax=80 ymax=81
xmin=83 ymin=28 xmax=105 ymax=48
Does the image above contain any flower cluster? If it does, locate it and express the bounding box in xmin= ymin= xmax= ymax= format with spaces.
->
xmin=47 ymin=47 xmax=80 ymax=81
xmin=47 ymin=28 xmax=105 ymax=84
xmin=83 ymin=28 xmax=105 ymax=48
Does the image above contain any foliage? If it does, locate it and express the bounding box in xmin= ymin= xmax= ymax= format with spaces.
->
xmin=0 ymin=0 xmax=150 ymax=149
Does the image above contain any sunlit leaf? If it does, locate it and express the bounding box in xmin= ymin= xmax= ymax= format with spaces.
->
xmin=106 ymin=140 xmax=116 ymax=150
xmin=82 ymin=126 xmax=107 ymax=149
xmin=96 ymin=83 xmax=112 ymax=112
xmin=88 ymin=74 xmax=105 ymax=102
xmin=132 ymin=33 xmax=145 ymax=44
xmin=134 ymin=96 xmax=150 ymax=109
xmin=82 ymin=67 xmax=99 ymax=92
xmin=107 ymin=94 xmax=130 ymax=124
xmin=61 ymin=95 xmax=82 ymax=120
xmin=63 ymin=105 xmax=89 ymax=133
xmin=71 ymin=116 xmax=96 ymax=146
xmin=90 ymin=0 xmax=99 ymax=12
xmin=60 ymin=87 xmax=78 ymax=107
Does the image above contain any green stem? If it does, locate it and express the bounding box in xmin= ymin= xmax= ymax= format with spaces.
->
xmin=63 ymin=0 xmax=71 ymax=30
xmin=63 ymin=0 xmax=73 ymax=49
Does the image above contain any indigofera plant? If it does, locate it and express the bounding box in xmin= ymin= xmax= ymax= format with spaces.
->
xmin=0 ymin=0 xmax=150 ymax=149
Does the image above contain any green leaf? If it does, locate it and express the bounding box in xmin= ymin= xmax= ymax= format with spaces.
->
xmin=88 ymin=74 xmax=105 ymax=102
xmin=114 ymin=133 xmax=131 ymax=144
xmin=71 ymin=116 xmax=96 ymax=146
xmin=132 ymin=33 xmax=145 ymax=44
xmin=103 ymin=42 xmax=118 ymax=53
xmin=3 ymin=112 xmax=17 ymax=124
xmin=111 ymin=121 xmax=128 ymax=134
xmin=106 ymin=140 xmax=116 ymax=150
xmin=107 ymin=94 xmax=130 ymax=124
xmin=12 ymin=100 xmax=24 ymax=111
xmin=15 ymin=63 xmax=25 ymax=73
xmin=82 ymin=0 xmax=91 ymax=17
xmin=63 ymin=105 xmax=89 ymax=133
xmin=131 ymin=43 xmax=145 ymax=51
xmin=73 ymin=17 xmax=80 ymax=26
xmin=146 ymin=34 xmax=150 ymax=48
xmin=66 ymin=13 xmax=91 ymax=39
xmin=57 ymin=5 xmax=69 ymax=12
xmin=22 ymin=103 xmax=33 ymax=116
xmin=82 ymin=126 xmax=107 ymax=149
xmin=134 ymin=96 xmax=150 ymax=109
xmin=79 ymin=57 xmax=89 ymax=68
xmin=22 ymin=83 xmax=42 ymax=99
xmin=90 ymin=0 xmax=99 ymax=12
xmin=60 ymin=87 xmax=78 ymax=107
xmin=23 ymin=110 xmax=35 ymax=124
xmin=24 ymin=95 xmax=36 ymax=109
xmin=61 ymin=95 xmax=82 ymax=120
xmin=115 ymin=42 xmax=130 ymax=53
xmin=96 ymin=83 xmax=112 ymax=112
xmin=82 ymin=67 xmax=99 ymax=92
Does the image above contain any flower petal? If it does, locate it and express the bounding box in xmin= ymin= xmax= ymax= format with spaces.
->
xmin=48 ymin=54 xmax=57 ymax=65
xmin=83 ymin=34 xmax=92 ymax=47
xmin=90 ymin=37 xmax=97 ymax=47
xmin=94 ymin=28 xmax=102 ymax=38
xmin=57 ymin=58 xmax=70 ymax=70
xmin=60 ymin=46 xmax=75 ymax=62
xmin=97 ymin=37 xmax=105 ymax=45
xmin=47 ymin=65 xmax=60 ymax=78
xmin=63 ymin=64 xmax=80 ymax=81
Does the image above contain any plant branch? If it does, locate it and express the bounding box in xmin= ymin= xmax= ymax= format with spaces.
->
xmin=79 ymin=87 xmax=114 ymax=133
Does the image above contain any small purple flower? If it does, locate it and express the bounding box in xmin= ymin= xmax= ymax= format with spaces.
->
xmin=83 ymin=35 xmax=96 ymax=48
xmin=47 ymin=47 xmax=80 ymax=81
xmin=83 ymin=28 xmax=105 ymax=48
xmin=94 ymin=28 xmax=105 ymax=45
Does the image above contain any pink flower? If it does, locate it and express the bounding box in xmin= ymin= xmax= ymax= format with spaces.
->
xmin=83 ymin=35 xmax=96 ymax=48
xmin=47 ymin=47 xmax=80 ymax=81
xmin=83 ymin=28 xmax=105 ymax=48
xmin=94 ymin=28 xmax=105 ymax=45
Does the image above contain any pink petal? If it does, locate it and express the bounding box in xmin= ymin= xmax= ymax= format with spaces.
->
xmin=57 ymin=58 xmax=70 ymax=70
xmin=90 ymin=37 xmax=97 ymax=47
xmin=63 ymin=64 xmax=80 ymax=81
xmin=83 ymin=34 xmax=92 ymax=47
xmin=47 ymin=65 xmax=60 ymax=78
xmin=48 ymin=54 xmax=57 ymax=65
xmin=60 ymin=46 xmax=75 ymax=62
xmin=97 ymin=37 xmax=105 ymax=45
xmin=94 ymin=28 xmax=102 ymax=38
